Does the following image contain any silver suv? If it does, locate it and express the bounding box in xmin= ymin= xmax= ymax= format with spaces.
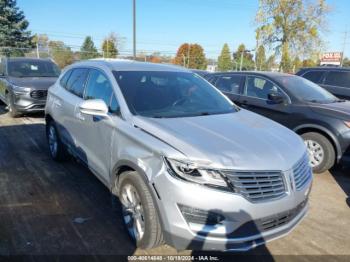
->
xmin=45 ymin=60 xmax=312 ymax=251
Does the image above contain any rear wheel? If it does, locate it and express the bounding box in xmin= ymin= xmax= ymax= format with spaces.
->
xmin=118 ymin=171 xmax=163 ymax=249
xmin=301 ymin=132 xmax=335 ymax=174
xmin=46 ymin=120 xmax=67 ymax=161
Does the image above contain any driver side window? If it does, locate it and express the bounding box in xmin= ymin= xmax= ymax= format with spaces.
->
xmin=244 ymin=76 xmax=283 ymax=100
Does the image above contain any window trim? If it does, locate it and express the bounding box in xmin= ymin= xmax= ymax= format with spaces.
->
xmin=242 ymin=75 xmax=292 ymax=104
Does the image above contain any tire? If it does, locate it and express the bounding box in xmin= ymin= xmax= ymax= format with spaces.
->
xmin=46 ymin=120 xmax=67 ymax=161
xmin=301 ymin=132 xmax=335 ymax=174
xmin=118 ymin=171 xmax=164 ymax=249
xmin=6 ymin=93 xmax=21 ymax=118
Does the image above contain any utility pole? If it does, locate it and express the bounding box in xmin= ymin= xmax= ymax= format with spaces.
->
xmin=106 ymin=39 xmax=109 ymax=58
xmin=187 ymin=44 xmax=191 ymax=68
xmin=133 ymin=0 xmax=136 ymax=60
xmin=36 ymin=35 xmax=40 ymax=58
xmin=239 ymin=50 xmax=244 ymax=71
xmin=341 ymin=29 xmax=348 ymax=67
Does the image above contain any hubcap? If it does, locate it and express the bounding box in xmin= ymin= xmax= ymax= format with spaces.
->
xmin=120 ymin=184 xmax=145 ymax=241
xmin=48 ymin=125 xmax=58 ymax=157
xmin=305 ymin=139 xmax=324 ymax=167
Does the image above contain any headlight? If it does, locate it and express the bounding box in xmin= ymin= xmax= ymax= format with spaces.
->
xmin=12 ymin=85 xmax=30 ymax=95
xmin=344 ymin=121 xmax=350 ymax=128
xmin=165 ymin=158 xmax=228 ymax=189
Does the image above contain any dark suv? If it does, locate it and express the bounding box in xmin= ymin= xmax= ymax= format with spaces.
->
xmin=205 ymin=71 xmax=350 ymax=173
xmin=296 ymin=67 xmax=350 ymax=100
xmin=0 ymin=57 xmax=60 ymax=117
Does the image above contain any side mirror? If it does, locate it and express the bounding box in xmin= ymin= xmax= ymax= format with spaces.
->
xmin=268 ymin=93 xmax=284 ymax=104
xmin=79 ymin=99 xmax=108 ymax=117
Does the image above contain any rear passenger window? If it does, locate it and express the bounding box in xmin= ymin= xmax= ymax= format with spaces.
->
xmin=85 ymin=69 xmax=115 ymax=112
xmin=302 ymin=71 xmax=324 ymax=83
xmin=66 ymin=68 xmax=89 ymax=97
xmin=59 ymin=69 xmax=72 ymax=88
xmin=216 ymin=75 xmax=243 ymax=94
xmin=324 ymin=71 xmax=350 ymax=88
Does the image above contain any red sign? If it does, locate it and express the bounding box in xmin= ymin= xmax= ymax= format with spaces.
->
xmin=320 ymin=52 xmax=343 ymax=63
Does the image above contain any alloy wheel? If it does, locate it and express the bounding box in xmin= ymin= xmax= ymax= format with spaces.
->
xmin=120 ymin=183 xmax=145 ymax=242
xmin=305 ymin=139 xmax=324 ymax=168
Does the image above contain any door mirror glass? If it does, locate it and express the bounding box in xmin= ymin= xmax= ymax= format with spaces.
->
xmin=79 ymin=99 xmax=108 ymax=116
xmin=268 ymin=92 xmax=284 ymax=104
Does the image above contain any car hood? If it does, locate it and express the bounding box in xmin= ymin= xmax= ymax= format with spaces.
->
xmin=308 ymin=101 xmax=350 ymax=119
xmin=133 ymin=110 xmax=306 ymax=171
xmin=8 ymin=76 xmax=58 ymax=90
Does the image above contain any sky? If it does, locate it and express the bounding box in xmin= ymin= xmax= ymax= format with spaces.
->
xmin=17 ymin=0 xmax=350 ymax=59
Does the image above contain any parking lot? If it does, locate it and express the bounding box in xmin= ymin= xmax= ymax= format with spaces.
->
xmin=0 ymin=104 xmax=349 ymax=259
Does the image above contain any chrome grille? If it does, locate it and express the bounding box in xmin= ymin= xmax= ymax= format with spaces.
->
xmin=293 ymin=154 xmax=312 ymax=190
xmin=223 ymin=171 xmax=286 ymax=202
xmin=30 ymin=90 xmax=47 ymax=99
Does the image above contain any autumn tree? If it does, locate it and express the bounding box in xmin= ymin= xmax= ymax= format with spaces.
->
xmin=217 ymin=43 xmax=233 ymax=71
xmin=255 ymin=0 xmax=329 ymax=72
xmin=266 ymin=54 xmax=276 ymax=71
xmin=102 ymin=33 xmax=118 ymax=58
xmin=80 ymin=36 xmax=99 ymax=60
xmin=0 ymin=0 xmax=33 ymax=56
xmin=49 ymin=41 xmax=74 ymax=68
xmin=255 ymin=45 xmax=266 ymax=70
xmin=233 ymin=44 xmax=255 ymax=70
xmin=173 ymin=43 xmax=207 ymax=69
xmin=293 ymin=56 xmax=302 ymax=73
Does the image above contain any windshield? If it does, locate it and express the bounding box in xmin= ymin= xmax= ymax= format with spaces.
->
xmin=113 ymin=71 xmax=237 ymax=118
xmin=8 ymin=60 xmax=61 ymax=78
xmin=276 ymin=75 xmax=338 ymax=104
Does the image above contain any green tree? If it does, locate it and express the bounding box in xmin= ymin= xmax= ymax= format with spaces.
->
xmin=343 ymin=57 xmax=350 ymax=67
xmin=173 ymin=43 xmax=207 ymax=69
xmin=102 ymin=33 xmax=118 ymax=58
xmin=80 ymin=36 xmax=99 ymax=60
xmin=255 ymin=45 xmax=266 ymax=70
xmin=0 ymin=0 xmax=33 ymax=56
xmin=266 ymin=54 xmax=276 ymax=71
xmin=217 ymin=43 xmax=233 ymax=71
xmin=293 ymin=56 xmax=302 ymax=73
xmin=233 ymin=44 xmax=255 ymax=70
xmin=49 ymin=41 xmax=74 ymax=68
xmin=255 ymin=0 xmax=329 ymax=72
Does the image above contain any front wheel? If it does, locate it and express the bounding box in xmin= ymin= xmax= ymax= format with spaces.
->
xmin=118 ymin=171 xmax=163 ymax=249
xmin=46 ymin=120 xmax=67 ymax=161
xmin=301 ymin=132 xmax=335 ymax=174
xmin=6 ymin=93 xmax=21 ymax=118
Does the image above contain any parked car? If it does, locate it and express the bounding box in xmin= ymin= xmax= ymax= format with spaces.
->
xmin=0 ymin=57 xmax=60 ymax=117
xmin=45 ymin=60 xmax=312 ymax=251
xmin=206 ymin=71 xmax=350 ymax=173
xmin=191 ymin=69 xmax=210 ymax=77
xmin=296 ymin=67 xmax=350 ymax=100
